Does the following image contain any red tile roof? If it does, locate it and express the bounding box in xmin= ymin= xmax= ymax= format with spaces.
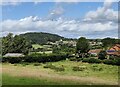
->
xmin=107 ymin=44 xmax=120 ymax=56
xmin=88 ymin=49 xmax=102 ymax=54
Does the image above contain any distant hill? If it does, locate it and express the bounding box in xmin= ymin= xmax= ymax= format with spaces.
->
xmin=20 ymin=32 xmax=67 ymax=44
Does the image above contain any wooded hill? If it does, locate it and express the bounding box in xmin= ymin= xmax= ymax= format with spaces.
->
xmin=20 ymin=32 xmax=68 ymax=44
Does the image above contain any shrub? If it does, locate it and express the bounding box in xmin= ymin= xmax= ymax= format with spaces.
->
xmin=54 ymin=66 xmax=65 ymax=72
xmin=113 ymin=58 xmax=120 ymax=66
xmin=69 ymin=57 xmax=77 ymax=61
xmin=43 ymin=64 xmax=65 ymax=71
xmin=98 ymin=51 xmax=107 ymax=60
xmin=24 ymin=53 xmax=67 ymax=63
xmin=43 ymin=64 xmax=55 ymax=68
xmin=21 ymin=62 xmax=29 ymax=66
xmin=82 ymin=58 xmax=90 ymax=62
xmin=88 ymin=58 xmax=101 ymax=64
xmin=91 ymin=65 xmax=103 ymax=71
xmin=102 ymin=58 xmax=120 ymax=66
xmin=109 ymin=56 xmax=116 ymax=60
xmin=82 ymin=58 xmax=101 ymax=64
xmin=2 ymin=57 xmax=9 ymax=62
xmin=33 ymin=63 xmax=41 ymax=66
xmin=14 ymin=64 xmax=17 ymax=66
xmin=2 ymin=57 xmax=24 ymax=64
xmin=76 ymin=58 xmax=83 ymax=62
xmin=72 ymin=66 xmax=87 ymax=71
xmin=9 ymin=57 xmax=23 ymax=64
xmin=103 ymin=59 xmax=114 ymax=65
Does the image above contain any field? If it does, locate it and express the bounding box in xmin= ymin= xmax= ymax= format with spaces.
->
xmin=1 ymin=60 xmax=119 ymax=85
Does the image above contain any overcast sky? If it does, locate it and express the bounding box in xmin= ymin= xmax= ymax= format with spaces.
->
xmin=1 ymin=0 xmax=118 ymax=39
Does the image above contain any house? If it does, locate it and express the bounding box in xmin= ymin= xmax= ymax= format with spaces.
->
xmin=89 ymin=41 xmax=102 ymax=46
xmin=106 ymin=44 xmax=120 ymax=57
xmin=88 ymin=49 xmax=102 ymax=57
xmin=3 ymin=53 xmax=25 ymax=57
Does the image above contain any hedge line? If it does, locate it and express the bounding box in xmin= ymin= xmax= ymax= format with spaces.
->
xmin=2 ymin=53 xmax=67 ymax=64
xmin=82 ymin=58 xmax=120 ymax=66
xmin=69 ymin=57 xmax=120 ymax=66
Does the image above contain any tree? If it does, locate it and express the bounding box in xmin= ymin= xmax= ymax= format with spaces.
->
xmin=2 ymin=33 xmax=32 ymax=55
xmin=76 ymin=37 xmax=90 ymax=58
xmin=101 ymin=38 xmax=116 ymax=49
xmin=2 ymin=33 xmax=14 ymax=55
xmin=98 ymin=51 xmax=107 ymax=60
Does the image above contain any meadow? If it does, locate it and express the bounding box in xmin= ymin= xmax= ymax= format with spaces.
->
xmin=2 ymin=60 xmax=119 ymax=85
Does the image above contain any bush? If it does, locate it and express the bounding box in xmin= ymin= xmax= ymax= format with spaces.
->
xmin=103 ymin=58 xmax=120 ymax=66
xmin=33 ymin=63 xmax=41 ymax=66
xmin=98 ymin=51 xmax=107 ymax=60
xmin=21 ymin=62 xmax=29 ymax=66
xmin=43 ymin=64 xmax=55 ymax=68
xmin=8 ymin=57 xmax=23 ymax=64
xmin=103 ymin=59 xmax=114 ymax=65
xmin=69 ymin=57 xmax=77 ymax=61
xmin=72 ymin=66 xmax=87 ymax=71
xmin=14 ymin=64 xmax=18 ymax=66
xmin=82 ymin=58 xmax=90 ymax=62
xmin=113 ymin=58 xmax=120 ymax=66
xmin=43 ymin=64 xmax=65 ymax=71
xmin=54 ymin=66 xmax=65 ymax=72
xmin=24 ymin=53 xmax=67 ymax=63
xmin=88 ymin=58 xmax=101 ymax=64
xmin=91 ymin=65 xmax=103 ymax=71
xmin=2 ymin=57 xmax=24 ymax=64
xmin=2 ymin=57 xmax=9 ymax=62
xmin=76 ymin=58 xmax=83 ymax=62
xmin=82 ymin=58 xmax=101 ymax=64
xmin=109 ymin=56 xmax=116 ymax=60
xmin=2 ymin=53 xmax=67 ymax=63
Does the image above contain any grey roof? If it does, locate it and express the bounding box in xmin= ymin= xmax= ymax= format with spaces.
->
xmin=3 ymin=53 xmax=25 ymax=57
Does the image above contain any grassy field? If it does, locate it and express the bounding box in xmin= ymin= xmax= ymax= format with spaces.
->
xmin=1 ymin=60 xmax=119 ymax=85
xmin=32 ymin=44 xmax=44 ymax=49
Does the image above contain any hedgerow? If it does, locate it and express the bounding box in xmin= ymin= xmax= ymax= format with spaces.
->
xmin=2 ymin=53 xmax=67 ymax=64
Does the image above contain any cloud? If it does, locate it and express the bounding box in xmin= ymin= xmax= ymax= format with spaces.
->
xmin=0 ymin=0 xmax=22 ymax=6
xmin=48 ymin=5 xmax=64 ymax=20
xmin=47 ymin=2 xmax=66 ymax=20
xmin=1 ymin=16 xmax=118 ymax=38
xmin=83 ymin=0 xmax=118 ymax=23
xmin=1 ymin=0 xmax=118 ymax=38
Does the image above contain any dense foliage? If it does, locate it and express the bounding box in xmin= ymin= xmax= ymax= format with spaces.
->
xmin=82 ymin=58 xmax=101 ymax=64
xmin=20 ymin=32 xmax=67 ymax=44
xmin=98 ymin=51 xmax=107 ymax=60
xmin=101 ymin=38 xmax=118 ymax=48
xmin=2 ymin=53 xmax=67 ymax=63
xmin=2 ymin=33 xmax=32 ymax=55
xmin=76 ymin=37 xmax=90 ymax=58
xmin=24 ymin=53 xmax=67 ymax=63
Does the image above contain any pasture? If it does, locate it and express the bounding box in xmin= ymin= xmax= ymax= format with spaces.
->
xmin=2 ymin=60 xmax=119 ymax=85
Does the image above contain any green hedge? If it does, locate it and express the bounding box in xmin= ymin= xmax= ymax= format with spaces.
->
xmin=2 ymin=53 xmax=67 ymax=64
xmin=24 ymin=53 xmax=67 ymax=63
xmin=82 ymin=58 xmax=101 ymax=64
xmin=103 ymin=58 xmax=120 ymax=66
xmin=82 ymin=58 xmax=120 ymax=66
xmin=2 ymin=57 xmax=23 ymax=64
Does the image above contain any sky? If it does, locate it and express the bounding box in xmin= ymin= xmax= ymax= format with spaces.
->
xmin=1 ymin=0 xmax=119 ymax=39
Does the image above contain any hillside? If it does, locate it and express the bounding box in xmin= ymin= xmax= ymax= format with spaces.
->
xmin=20 ymin=32 xmax=66 ymax=44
